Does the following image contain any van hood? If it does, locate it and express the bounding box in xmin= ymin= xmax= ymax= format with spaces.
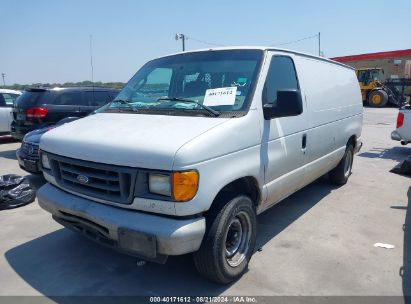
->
xmin=40 ymin=113 xmax=229 ymax=170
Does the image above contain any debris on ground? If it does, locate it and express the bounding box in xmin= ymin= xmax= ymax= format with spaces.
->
xmin=374 ymin=243 xmax=395 ymax=249
xmin=390 ymin=156 xmax=411 ymax=176
xmin=0 ymin=174 xmax=36 ymax=210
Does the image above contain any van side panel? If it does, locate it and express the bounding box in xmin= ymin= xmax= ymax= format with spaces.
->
xmin=294 ymin=56 xmax=362 ymax=184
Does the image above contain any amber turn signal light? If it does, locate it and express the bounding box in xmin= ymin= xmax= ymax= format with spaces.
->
xmin=172 ymin=171 xmax=199 ymax=202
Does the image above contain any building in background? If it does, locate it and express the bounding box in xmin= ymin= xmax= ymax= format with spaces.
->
xmin=331 ymin=49 xmax=411 ymax=80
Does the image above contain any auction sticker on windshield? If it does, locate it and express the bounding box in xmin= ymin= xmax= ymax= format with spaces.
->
xmin=203 ymin=87 xmax=237 ymax=106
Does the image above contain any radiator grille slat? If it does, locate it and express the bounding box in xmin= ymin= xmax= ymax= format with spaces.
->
xmin=47 ymin=154 xmax=136 ymax=205
xmin=60 ymin=164 xmax=120 ymax=181
xmin=60 ymin=172 xmax=121 ymax=192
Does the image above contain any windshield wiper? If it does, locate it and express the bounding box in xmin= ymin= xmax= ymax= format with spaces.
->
xmin=110 ymin=99 xmax=138 ymax=111
xmin=157 ymin=97 xmax=220 ymax=117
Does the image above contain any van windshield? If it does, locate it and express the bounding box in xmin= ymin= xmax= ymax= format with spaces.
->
xmin=109 ymin=50 xmax=263 ymax=117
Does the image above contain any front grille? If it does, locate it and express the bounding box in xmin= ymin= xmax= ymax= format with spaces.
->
xmin=47 ymin=154 xmax=137 ymax=205
xmin=21 ymin=141 xmax=40 ymax=160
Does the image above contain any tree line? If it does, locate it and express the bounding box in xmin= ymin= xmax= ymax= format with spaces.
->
xmin=2 ymin=81 xmax=125 ymax=91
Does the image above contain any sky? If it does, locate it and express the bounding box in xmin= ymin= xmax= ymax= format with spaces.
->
xmin=1 ymin=0 xmax=410 ymax=85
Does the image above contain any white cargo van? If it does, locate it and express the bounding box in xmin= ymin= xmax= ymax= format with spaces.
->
xmin=37 ymin=47 xmax=363 ymax=283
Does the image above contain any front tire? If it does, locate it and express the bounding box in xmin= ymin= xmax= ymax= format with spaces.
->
xmin=193 ymin=195 xmax=257 ymax=284
xmin=329 ymin=144 xmax=354 ymax=185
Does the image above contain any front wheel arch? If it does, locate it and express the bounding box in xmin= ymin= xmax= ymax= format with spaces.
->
xmin=208 ymin=176 xmax=261 ymax=214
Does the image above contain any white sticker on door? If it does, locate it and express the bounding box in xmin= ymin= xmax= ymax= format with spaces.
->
xmin=203 ymin=87 xmax=237 ymax=106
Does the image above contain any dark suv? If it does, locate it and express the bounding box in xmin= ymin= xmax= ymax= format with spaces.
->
xmin=11 ymin=87 xmax=119 ymax=140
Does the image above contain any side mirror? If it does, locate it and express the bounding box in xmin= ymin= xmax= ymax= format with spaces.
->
xmin=263 ymin=89 xmax=303 ymax=120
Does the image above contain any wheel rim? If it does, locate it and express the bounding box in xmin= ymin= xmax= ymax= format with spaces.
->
xmin=372 ymin=94 xmax=381 ymax=105
xmin=344 ymin=150 xmax=353 ymax=177
xmin=225 ymin=211 xmax=252 ymax=267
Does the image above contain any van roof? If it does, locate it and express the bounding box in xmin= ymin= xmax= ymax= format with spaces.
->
xmin=161 ymin=46 xmax=354 ymax=70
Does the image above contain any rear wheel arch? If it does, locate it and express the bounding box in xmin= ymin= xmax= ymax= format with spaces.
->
xmin=330 ymin=137 xmax=356 ymax=185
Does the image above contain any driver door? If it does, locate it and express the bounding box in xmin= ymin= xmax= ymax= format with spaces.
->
xmin=261 ymin=54 xmax=308 ymax=210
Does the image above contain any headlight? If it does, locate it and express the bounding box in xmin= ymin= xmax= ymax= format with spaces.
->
xmin=148 ymin=171 xmax=199 ymax=202
xmin=41 ymin=153 xmax=51 ymax=170
xmin=148 ymin=174 xmax=171 ymax=196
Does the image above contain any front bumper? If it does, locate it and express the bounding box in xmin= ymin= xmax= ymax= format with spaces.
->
xmin=37 ymin=183 xmax=206 ymax=262
xmin=16 ymin=148 xmax=42 ymax=174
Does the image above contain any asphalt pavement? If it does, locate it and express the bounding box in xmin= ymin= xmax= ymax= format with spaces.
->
xmin=0 ymin=107 xmax=409 ymax=299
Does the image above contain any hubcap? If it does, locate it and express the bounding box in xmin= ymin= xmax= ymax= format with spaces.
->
xmin=225 ymin=219 xmax=242 ymax=257
xmin=225 ymin=211 xmax=252 ymax=267
xmin=372 ymin=94 xmax=381 ymax=104
xmin=344 ymin=150 xmax=353 ymax=177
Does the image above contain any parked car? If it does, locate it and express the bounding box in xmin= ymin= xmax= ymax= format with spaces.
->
xmin=16 ymin=103 xmax=112 ymax=174
xmin=16 ymin=117 xmax=80 ymax=174
xmin=0 ymin=89 xmax=22 ymax=135
xmin=391 ymin=105 xmax=411 ymax=145
xmin=37 ymin=47 xmax=363 ymax=283
xmin=11 ymin=87 xmax=119 ymax=140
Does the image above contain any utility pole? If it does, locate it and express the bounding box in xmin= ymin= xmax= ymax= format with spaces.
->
xmin=1 ymin=73 xmax=5 ymax=86
xmin=318 ymin=32 xmax=321 ymax=57
xmin=175 ymin=33 xmax=186 ymax=51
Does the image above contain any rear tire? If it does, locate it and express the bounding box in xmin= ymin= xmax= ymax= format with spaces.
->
xmin=193 ymin=195 xmax=257 ymax=284
xmin=329 ymin=144 xmax=354 ymax=185
xmin=367 ymin=90 xmax=388 ymax=107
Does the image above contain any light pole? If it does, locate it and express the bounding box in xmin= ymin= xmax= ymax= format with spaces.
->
xmin=175 ymin=33 xmax=186 ymax=51
xmin=1 ymin=73 xmax=5 ymax=86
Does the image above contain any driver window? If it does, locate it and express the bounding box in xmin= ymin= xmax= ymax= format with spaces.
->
xmin=264 ymin=56 xmax=299 ymax=105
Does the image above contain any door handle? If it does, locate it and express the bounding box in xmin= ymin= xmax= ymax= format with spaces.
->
xmin=302 ymin=134 xmax=307 ymax=151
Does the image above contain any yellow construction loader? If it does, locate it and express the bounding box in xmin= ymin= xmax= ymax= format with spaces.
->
xmin=356 ymin=68 xmax=390 ymax=107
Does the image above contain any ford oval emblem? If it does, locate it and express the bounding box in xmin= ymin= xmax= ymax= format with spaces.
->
xmin=76 ymin=174 xmax=89 ymax=184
